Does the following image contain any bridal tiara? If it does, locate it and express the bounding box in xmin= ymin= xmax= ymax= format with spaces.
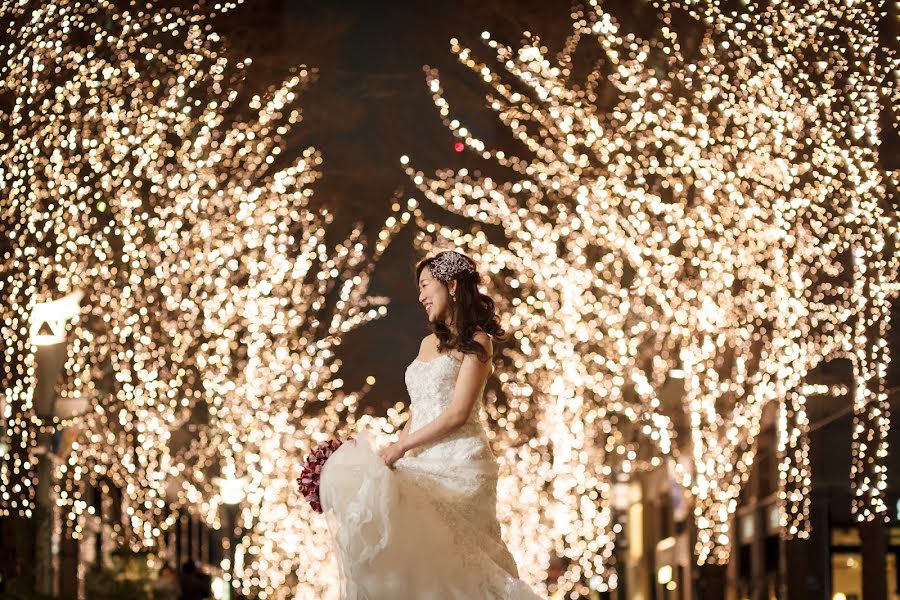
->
xmin=429 ymin=251 xmax=476 ymax=282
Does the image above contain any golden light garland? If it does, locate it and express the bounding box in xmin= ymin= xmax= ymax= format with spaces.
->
xmin=777 ymin=389 xmax=811 ymax=540
xmin=169 ymin=196 xmax=409 ymax=600
xmin=2 ymin=0 xmax=895 ymax=596
xmin=777 ymin=382 xmax=849 ymax=540
xmin=1 ymin=0 xmax=241 ymax=522
xmin=652 ymin=0 xmax=897 ymax=539
xmin=0 ymin=3 xmax=410 ymax=599
xmin=405 ymin=0 xmax=896 ymax=587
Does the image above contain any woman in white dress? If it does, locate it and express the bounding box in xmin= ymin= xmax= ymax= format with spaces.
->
xmin=320 ymin=250 xmax=542 ymax=599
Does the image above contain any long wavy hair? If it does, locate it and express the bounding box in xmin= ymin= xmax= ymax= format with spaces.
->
xmin=415 ymin=251 xmax=507 ymax=363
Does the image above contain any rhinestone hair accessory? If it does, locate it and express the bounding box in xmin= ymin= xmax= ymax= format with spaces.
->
xmin=429 ymin=251 xmax=475 ymax=282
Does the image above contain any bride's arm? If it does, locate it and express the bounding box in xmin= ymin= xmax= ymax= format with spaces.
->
xmin=397 ymin=410 xmax=413 ymax=444
xmin=397 ymin=333 xmax=493 ymax=455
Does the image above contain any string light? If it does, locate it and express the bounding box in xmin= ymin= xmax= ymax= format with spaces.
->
xmin=406 ymin=0 xmax=896 ymax=587
xmin=0 ymin=4 xmax=409 ymax=599
xmin=651 ymin=0 xmax=897 ymax=539
xmin=1 ymin=0 xmax=250 ymax=523
xmin=1 ymin=0 xmax=894 ymax=596
xmin=777 ymin=389 xmax=811 ymax=539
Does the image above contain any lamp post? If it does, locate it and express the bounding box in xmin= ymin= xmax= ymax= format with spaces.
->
xmin=215 ymin=470 xmax=245 ymax=600
xmin=29 ymin=291 xmax=83 ymax=598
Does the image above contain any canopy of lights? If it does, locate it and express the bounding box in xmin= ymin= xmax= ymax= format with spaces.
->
xmin=0 ymin=0 xmax=895 ymax=599
xmin=401 ymin=2 xmax=898 ymax=592
xmin=405 ymin=0 xmax=896 ymax=593
xmin=0 ymin=2 xmax=409 ymax=598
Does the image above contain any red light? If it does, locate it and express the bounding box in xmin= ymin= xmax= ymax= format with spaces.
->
xmin=453 ymin=141 xmax=465 ymax=153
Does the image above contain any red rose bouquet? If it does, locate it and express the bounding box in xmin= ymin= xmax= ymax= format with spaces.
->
xmin=297 ymin=438 xmax=347 ymax=513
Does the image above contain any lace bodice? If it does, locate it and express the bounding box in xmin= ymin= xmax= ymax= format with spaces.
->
xmin=404 ymin=353 xmax=494 ymax=462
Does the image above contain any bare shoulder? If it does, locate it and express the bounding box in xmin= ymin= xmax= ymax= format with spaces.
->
xmin=420 ymin=333 xmax=437 ymax=351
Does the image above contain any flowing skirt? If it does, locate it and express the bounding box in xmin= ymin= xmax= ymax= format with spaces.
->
xmin=320 ymin=431 xmax=542 ymax=599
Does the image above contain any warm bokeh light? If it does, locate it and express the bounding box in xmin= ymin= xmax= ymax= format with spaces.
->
xmin=1 ymin=0 xmax=895 ymax=598
xmin=405 ymin=0 xmax=896 ymax=592
xmin=0 ymin=2 xmax=408 ymax=599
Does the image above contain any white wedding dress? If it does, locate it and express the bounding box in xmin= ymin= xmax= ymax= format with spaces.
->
xmin=320 ymin=353 xmax=542 ymax=599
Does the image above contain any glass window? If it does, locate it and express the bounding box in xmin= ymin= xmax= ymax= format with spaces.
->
xmin=739 ymin=513 xmax=755 ymax=544
xmin=889 ymin=552 xmax=899 ymax=600
xmin=831 ymin=528 xmax=861 ymax=546
xmin=889 ymin=526 xmax=900 ymax=546
xmin=831 ymin=552 xmax=862 ymax=600
xmin=766 ymin=503 xmax=780 ymax=535
xmin=830 ymin=528 xmax=900 ymax=599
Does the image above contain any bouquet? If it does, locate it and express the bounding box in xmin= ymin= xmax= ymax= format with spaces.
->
xmin=297 ymin=438 xmax=347 ymax=513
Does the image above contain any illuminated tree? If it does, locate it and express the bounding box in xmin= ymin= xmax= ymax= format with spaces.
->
xmin=406 ymin=0 xmax=896 ymax=587
xmin=0 ymin=6 xmax=409 ymax=600
xmin=169 ymin=197 xmax=409 ymax=599
xmin=650 ymin=0 xmax=899 ymax=554
xmin=0 ymin=0 xmax=245 ymax=523
xmin=405 ymin=14 xmax=689 ymax=596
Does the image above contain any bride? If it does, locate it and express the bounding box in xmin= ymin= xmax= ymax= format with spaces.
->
xmin=319 ymin=250 xmax=542 ymax=599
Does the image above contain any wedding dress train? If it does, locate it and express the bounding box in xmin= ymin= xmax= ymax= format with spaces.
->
xmin=320 ymin=353 xmax=542 ymax=599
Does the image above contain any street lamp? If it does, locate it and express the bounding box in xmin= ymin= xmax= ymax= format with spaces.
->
xmin=29 ymin=291 xmax=83 ymax=597
xmin=30 ymin=291 xmax=83 ymax=346
xmin=216 ymin=475 xmax=246 ymax=507
xmin=214 ymin=469 xmax=245 ymax=600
